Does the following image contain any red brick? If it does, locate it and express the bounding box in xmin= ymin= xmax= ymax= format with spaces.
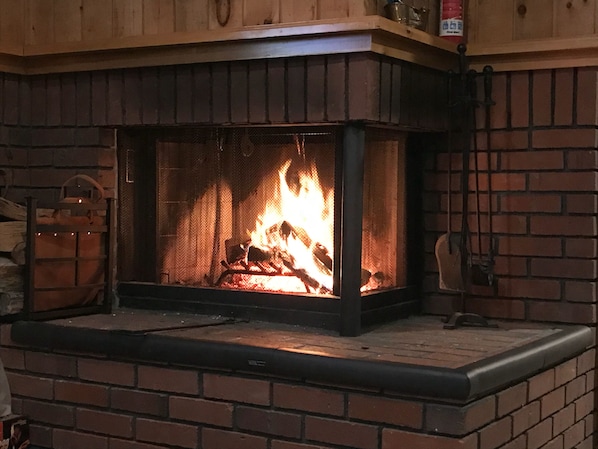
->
xmin=498 ymin=278 xmax=561 ymax=300
xmin=576 ymin=349 xmax=595 ymax=374
xmin=499 ymin=236 xmax=562 ymax=258
xmin=502 ymin=151 xmax=564 ymax=171
xmin=576 ymin=68 xmax=598 ymax=126
xmin=552 ymin=403 xmax=575 ymax=437
xmin=482 ymin=130 xmax=529 ymax=151
xmin=136 ymin=418 xmax=198 ymax=449
xmin=305 ymin=416 xmax=378 ymax=449
xmin=499 ymin=194 xmax=562 ymax=213
xmin=530 ymin=258 xmax=597 ymax=279
xmin=169 ymin=396 xmax=233 ymax=427
xmin=55 ymin=380 xmax=109 ymax=407
xmin=137 ymin=366 xmax=198 ymax=394
xmin=111 ymin=388 xmax=167 ymax=417
xmin=512 ymin=401 xmax=540 ymax=436
xmin=28 ymin=424 xmax=53 ymax=449
xmin=566 ymin=194 xmax=598 ymax=214
xmin=204 ymin=374 xmax=270 ymax=406
xmin=567 ymin=149 xmax=598 ymax=170
xmin=533 ymin=129 xmax=597 ymax=149
xmin=271 ymin=442 xmax=330 ymax=449
xmin=52 ymin=428 xmax=107 ymax=449
xmin=0 ymin=348 xmax=24 ymax=369
xmin=108 ymin=439 xmax=164 ymax=449
xmin=510 ymin=72 xmax=530 ymax=129
xmin=236 ymin=406 xmax=301 ymax=438
xmin=527 ymin=418 xmax=553 ymax=449
xmin=528 ymin=370 xmax=555 ymax=401
xmin=22 ymin=399 xmax=74 ymax=427
xmin=542 ymin=435 xmax=564 ymax=449
xmin=490 ymin=72 xmax=508 ymax=129
xmin=533 ymin=70 xmax=552 ymax=126
xmin=425 ymin=395 xmax=496 ymax=436
xmin=494 ymin=256 xmax=528 ymax=276
xmin=528 ymin=301 xmax=595 ymax=325
xmin=578 ymin=436 xmax=594 ymax=449
xmin=554 ymin=69 xmax=574 ymax=126
xmin=273 ymin=384 xmax=344 ymax=416
xmin=555 ymin=359 xmax=577 ymax=387
xmin=565 ymin=281 xmax=596 ymax=302
xmin=565 ymin=238 xmax=597 ymax=258
xmin=475 ymin=214 xmax=527 ymax=234
xmin=471 ymin=173 xmax=527 ymax=192
xmin=465 ymin=297 xmax=527 ymax=320
xmin=348 ymin=394 xmax=423 ymax=429
xmin=566 ymin=376 xmax=587 ymax=404
xmin=497 ymin=382 xmax=527 ymax=417
xmin=479 ymin=415 xmax=512 ymax=449
xmin=76 ymin=408 xmax=133 ymax=438
xmin=78 ymin=360 xmax=135 ymax=386
xmin=540 ymin=387 xmax=565 ymax=419
xmin=6 ymin=372 xmax=53 ymax=400
xmin=203 ymin=428 xmax=267 ymax=449
xmin=25 ymin=352 xmax=77 ymax=377
xmin=382 ymin=428 xmax=478 ymax=449
xmin=585 ymin=370 xmax=594 ymax=393
xmin=575 ymin=392 xmax=594 ymax=420
xmin=563 ymin=420 xmax=585 ymax=448
xmin=500 ymin=434 xmax=527 ymax=449
xmin=531 ymin=173 xmax=598 ymax=194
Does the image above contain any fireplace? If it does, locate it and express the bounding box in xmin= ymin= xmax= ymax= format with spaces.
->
xmin=116 ymin=124 xmax=424 ymax=336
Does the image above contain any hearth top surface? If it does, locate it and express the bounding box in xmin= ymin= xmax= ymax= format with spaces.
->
xmin=11 ymin=310 xmax=591 ymax=401
xmin=49 ymin=309 xmax=562 ymax=369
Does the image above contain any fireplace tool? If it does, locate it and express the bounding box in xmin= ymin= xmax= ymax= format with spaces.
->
xmin=441 ymin=44 xmax=497 ymax=329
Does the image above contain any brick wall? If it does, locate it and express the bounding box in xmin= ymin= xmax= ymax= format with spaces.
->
xmin=423 ymin=67 xmax=598 ymax=327
xmin=0 ymin=325 xmax=594 ymax=449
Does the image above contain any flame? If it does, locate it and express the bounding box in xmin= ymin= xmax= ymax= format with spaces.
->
xmin=249 ymin=159 xmax=334 ymax=293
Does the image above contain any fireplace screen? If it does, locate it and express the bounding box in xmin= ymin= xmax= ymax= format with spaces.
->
xmin=117 ymin=125 xmax=416 ymax=334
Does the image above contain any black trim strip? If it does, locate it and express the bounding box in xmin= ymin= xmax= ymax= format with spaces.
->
xmin=9 ymin=320 xmax=591 ymax=402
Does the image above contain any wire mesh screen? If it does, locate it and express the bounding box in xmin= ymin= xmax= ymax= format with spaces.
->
xmin=156 ymin=128 xmax=338 ymax=295
xmin=361 ymin=128 xmax=406 ymax=292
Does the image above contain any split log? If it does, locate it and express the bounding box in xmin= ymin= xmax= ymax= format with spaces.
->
xmin=0 ymin=292 xmax=23 ymax=316
xmin=0 ymin=262 xmax=23 ymax=292
xmin=0 ymin=197 xmax=26 ymax=221
xmin=274 ymin=220 xmax=333 ymax=273
xmin=0 ymin=221 xmax=25 ymax=252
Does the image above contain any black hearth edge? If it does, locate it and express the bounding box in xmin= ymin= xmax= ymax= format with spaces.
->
xmin=10 ymin=319 xmax=592 ymax=402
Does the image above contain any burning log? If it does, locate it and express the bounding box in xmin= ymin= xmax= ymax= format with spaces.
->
xmin=272 ymin=220 xmax=333 ymax=274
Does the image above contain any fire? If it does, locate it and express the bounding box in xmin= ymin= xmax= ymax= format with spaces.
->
xmin=248 ymin=159 xmax=335 ymax=293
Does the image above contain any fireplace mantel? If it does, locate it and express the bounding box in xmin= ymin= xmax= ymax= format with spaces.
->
xmin=0 ymin=16 xmax=458 ymax=75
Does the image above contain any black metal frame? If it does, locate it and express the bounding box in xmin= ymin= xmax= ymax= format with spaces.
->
xmin=22 ymin=197 xmax=115 ymax=321
xmin=116 ymin=123 xmax=421 ymax=336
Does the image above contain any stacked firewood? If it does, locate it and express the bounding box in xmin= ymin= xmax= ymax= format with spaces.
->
xmin=0 ymin=197 xmax=26 ymax=315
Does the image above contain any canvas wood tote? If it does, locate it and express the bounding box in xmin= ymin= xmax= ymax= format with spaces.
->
xmin=33 ymin=175 xmax=106 ymax=312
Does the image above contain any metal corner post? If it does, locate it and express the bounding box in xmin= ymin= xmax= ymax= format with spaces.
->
xmin=340 ymin=122 xmax=365 ymax=336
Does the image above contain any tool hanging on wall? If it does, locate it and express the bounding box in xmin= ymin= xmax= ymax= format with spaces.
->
xmin=439 ymin=44 xmax=497 ymax=330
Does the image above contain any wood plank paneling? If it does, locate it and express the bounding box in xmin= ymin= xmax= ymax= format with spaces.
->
xmin=243 ymin=0 xmax=279 ymax=26
xmin=473 ymin=0 xmax=514 ymax=44
xmin=113 ymin=0 xmax=144 ymax=38
xmin=82 ymin=0 xmax=113 ymax=41
xmin=26 ymin=0 xmax=55 ymax=46
xmin=280 ymin=0 xmax=317 ymax=23
xmin=554 ymin=0 xmax=595 ymax=37
xmin=54 ymin=0 xmax=82 ymax=43
xmin=0 ymin=0 xmax=24 ymax=49
xmin=143 ymin=0 xmax=175 ymax=35
xmin=514 ymin=0 xmax=554 ymax=40
xmin=174 ymin=0 xmax=208 ymax=32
